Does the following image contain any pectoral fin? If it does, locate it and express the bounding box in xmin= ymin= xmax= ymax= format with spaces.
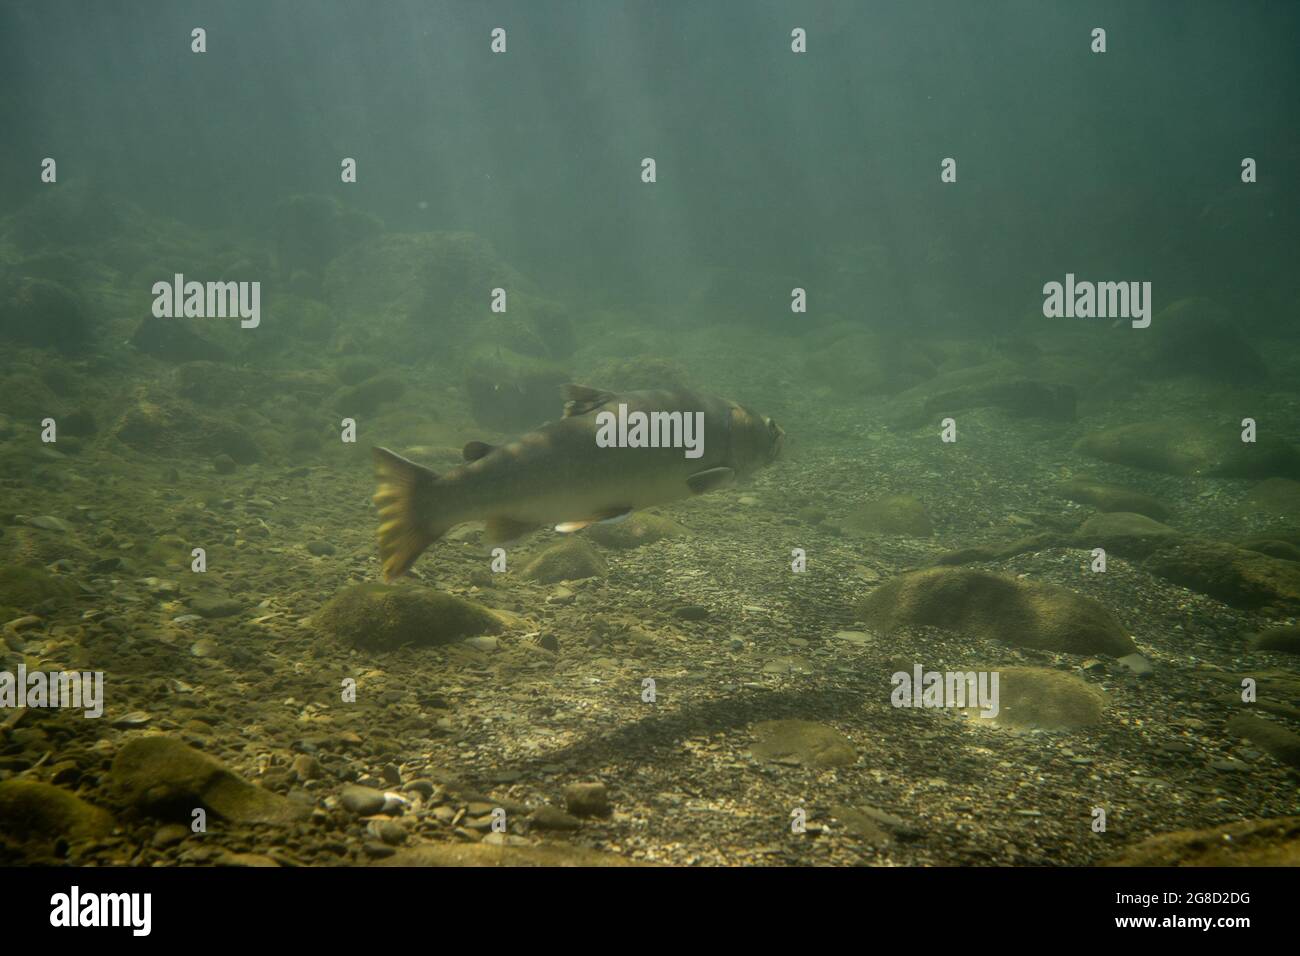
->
xmin=555 ymin=507 xmax=633 ymax=533
xmin=484 ymin=517 xmax=539 ymax=544
xmin=562 ymin=384 xmax=616 ymax=418
xmin=687 ymin=467 xmax=735 ymax=495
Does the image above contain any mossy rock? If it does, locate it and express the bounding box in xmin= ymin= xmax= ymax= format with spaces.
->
xmin=856 ymin=567 xmax=1136 ymax=656
xmin=333 ymin=374 xmax=406 ymax=416
xmin=584 ymin=513 xmax=685 ymax=550
xmin=844 ymin=495 xmax=933 ymax=537
xmin=1075 ymin=422 xmax=1300 ymax=479
xmin=1055 ymin=479 xmax=1170 ymax=521
xmin=1075 ymin=512 xmax=1179 ymax=558
xmin=1226 ymin=713 xmax=1300 ymax=770
xmin=963 ymin=667 xmax=1108 ymax=732
xmin=1144 ymin=539 xmax=1300 ymax=614
xmin=0 ymin=780 xmax=115 ymax=843
xmin=1252 ymin=625 xmax=1300 ymax=655
xmin=1239 ymin=478 xmax=1300 ymax=520
xmin=750 ymin=719 xmax=856 ymax=768
xmin=521 ymin=538 xmax=606 ymax=583
xmin=315 ymin=582 xmax=502 ymax=651
xmin=0 ymin=563 xmax=79 ymax=611
xmin=1103 ymin=816 xmax=1300 ymax=867
xmin=110 ymin=736 xmax=309 ymax=824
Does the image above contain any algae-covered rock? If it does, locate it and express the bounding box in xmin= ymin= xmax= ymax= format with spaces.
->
xmin=0 ymin=563 xmax=79 ymax=611
xmin=1253 ymin=625 xmax=1300 ymax=655
xmin=1103 ymin=816 xmax=1300 ymax=867
xmin=0 ymin=276 xmax=89 ymax=354
xmin=1140 ymin=297 xmax=1267 ymax=384
xmin=1239 ymin=478 xmax=1300 ymax=520
xmin=110 ymin=736 xmax=309 ymax=824
xmin=844 ymin=495 xmax=934 ymax=537
xmin=1075 ymin=422 xmax=1300 ymax=479
xmin=1226 ymin=713 xmax=1300 ymax=770
xmin=0 ymin=780 xmax=115 ymax=843
xmin=750 ymin=719 xmax=857 ymax=768
xmin=1144 ymin=539 xmax=1300 ymax=613
xmin=521 ymin=538 xmax=606 ymax=583
xmin=1076 ymin=511 xmax=1179 ymax=558
xmin=963 ymin=667 xmax=1108 ymax=732
xmin=1055 ymin=479 xmax=1170 ymax=521
xmin=856 ymin=567 xmax=1136 ymax=656
xmin=315 ymin=582 xmax=502 ymax=651
xmin=333 ymin=374 xmax=406 ymax=416
xmin=584 ymin=513 xmax=685 ymax=550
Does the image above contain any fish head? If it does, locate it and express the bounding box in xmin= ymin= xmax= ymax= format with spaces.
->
xmin=762 ymin=416 xmax=785 ymax=463
xmin=729 ymin=404 xmax=785 ymax=473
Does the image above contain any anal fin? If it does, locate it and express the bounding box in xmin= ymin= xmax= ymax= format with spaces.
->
xmin=555 ymin=507 xmax=633 ymax=533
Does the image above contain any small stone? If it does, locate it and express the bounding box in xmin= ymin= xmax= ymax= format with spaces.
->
xmin=1116 ymin=653 xmax=1154 ymax=676
xmin=339 ymin=785 xmax=387 ymax=816
xmin=306 ymin=540 xmax=335 ymax=556
xmin=463 ymin=635 xmax=498 ymax=652
xmin=152 ymin=823 xmax=189 ymax=848
xmin=212 ymin=454 xmax=237 ymax=474
xmin=531 ymin=805 xmax=582 ymax=830
xmin=564 ymin=781 xmax=610 ymax=817
xmin=187 ymin=595 xmax=243 ymax=619
xmin=674 ymin=605 xmax=709 ymax=621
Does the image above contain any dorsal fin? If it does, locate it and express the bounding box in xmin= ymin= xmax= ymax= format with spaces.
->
xmin=462 ymin=440 xmax=497 ymax=462
xmin=561 ymin=383 xmax=615 ymax=418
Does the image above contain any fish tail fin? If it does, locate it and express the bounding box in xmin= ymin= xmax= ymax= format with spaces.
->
xmin=372 ymin=447 xmax=449 ymax=581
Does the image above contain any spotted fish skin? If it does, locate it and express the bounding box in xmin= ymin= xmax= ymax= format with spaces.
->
xmin=372 ymin=384 xmax=784 ymax=580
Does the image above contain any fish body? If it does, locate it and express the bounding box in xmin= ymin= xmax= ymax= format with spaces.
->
xmin=372 ymin=384 xmax=783 ymax=580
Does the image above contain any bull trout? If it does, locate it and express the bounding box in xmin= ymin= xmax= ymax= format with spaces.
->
xmin=372 ymin=384 xmax=784 ymax=580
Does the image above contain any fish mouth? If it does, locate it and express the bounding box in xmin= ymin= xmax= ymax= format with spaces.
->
xmin=764 ymin=417 xmax=785 ymax=462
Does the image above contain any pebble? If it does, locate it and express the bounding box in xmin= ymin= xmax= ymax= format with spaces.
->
xmin=188 ymin=595 xmax=243 ymax=619
xmin=1117 ymin=653 xmax=1153 ymax=676
xmin=212 ymin=454 xmax=237 ymax=474
xmin=306 ymin=540 xmax=335 ymax=556
xmin=463 ymin=636 xmax=498 ymax=652
xmin=339 ymin=785 xmax=386 ymax=816
xmin=564 ymin=782 xmax=610 ymax=817
xmin=674 ymin=605 xmax=709 ymax=621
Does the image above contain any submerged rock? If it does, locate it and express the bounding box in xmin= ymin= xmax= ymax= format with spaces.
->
xmin=0 ymin=276 xmax=89 ymax=354
xmin=844 ymin=495 xmax=933 ymax=537
xmin=964 ymin=667 xmax=1108 ymax=732
xmin=0 ymin=563 xmax=79 ymax=612
xmin=521 ymin=538 xmax=606 ymax=583
xmin=584 ymin=512 xmax=684 ymax=549
xmin=110 ymin=736 xmax=309 ymax=824
xmin=0 ymin=780 xmax=115 ymax=845
xmin=1076 ymin=512 xmax=1180 ymax=558
xmin=750 ymin=719 xmax=856 ymax=768
xmin=1103 ymin=816 xmax=1300 ymax=867
xmin=1075 ymin=422 xmax=1300 ymax=479
xmin=856 ymin=567 xmax=1136 ymax=656
xmin=1252 ymin=625 xmax=1300 ymax=655
xmin=1055 ymin=479 xmax=1170 ymax=520
xmin=1144 ymin=539 xmax=1300 ymax=613
xmin=315 ymin=582 xmax=502 ymax=651
xmin=1139 ymin=297 xmax=1267 ymax=384
xmin=1226 ymin=714 xmax=1300 ymax=770
xmin=1238 ymin=478 xmax=1300 ymax=520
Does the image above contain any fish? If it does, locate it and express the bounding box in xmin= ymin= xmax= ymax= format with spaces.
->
xmin=372 ymin=384 xmax=785 ymax=580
